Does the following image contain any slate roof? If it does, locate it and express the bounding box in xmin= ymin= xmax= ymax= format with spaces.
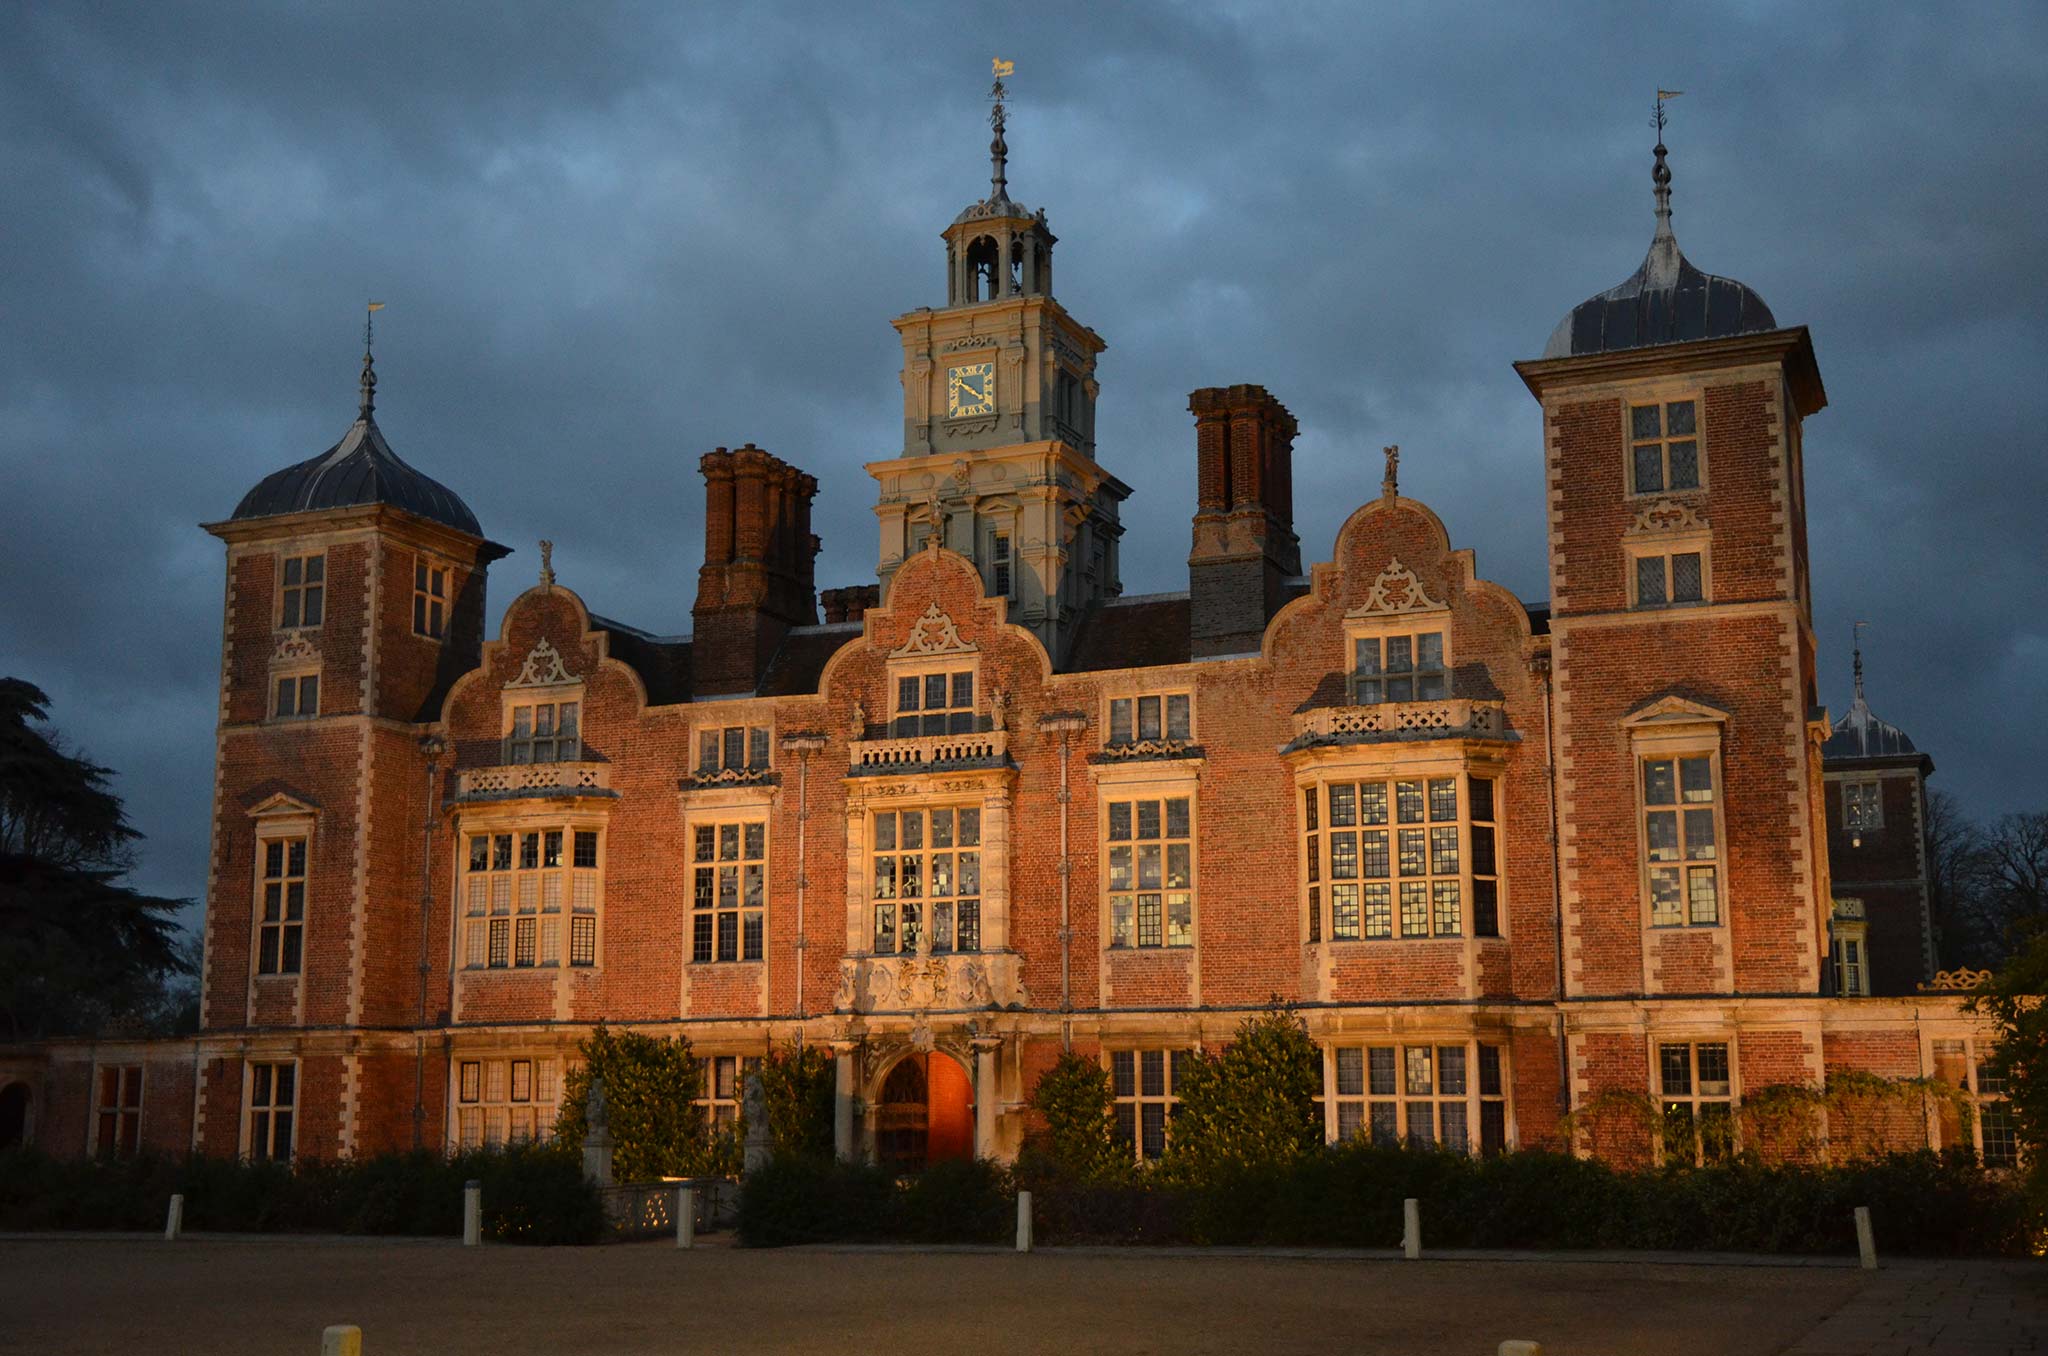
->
xmin=1065 ymin=593 xmax=1193 ymax=672
xmin=231 ymin=410 xmax=482 ymax=536
xmin=590 ymin=615 xmax=693 ymax=707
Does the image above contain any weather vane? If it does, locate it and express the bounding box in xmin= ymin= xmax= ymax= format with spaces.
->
xmin=1653 ymin=88 xmax=1683 ymax=138
xmin=359 ymin=300 xmax=386 ymax=417
xmin=988 ymin=57 xmax=1014 ymax=198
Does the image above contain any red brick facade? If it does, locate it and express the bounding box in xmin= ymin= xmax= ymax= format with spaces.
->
xmin=5 ymin=168 xmax=1995 ymax=1174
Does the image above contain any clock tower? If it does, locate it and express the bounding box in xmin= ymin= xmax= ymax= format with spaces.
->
xmin=869 ymin=64 xmax=1127 ymax=663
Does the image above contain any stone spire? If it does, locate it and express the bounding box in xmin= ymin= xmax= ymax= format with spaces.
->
xmin=1644 ymin=92 xmax=1682 ymax=289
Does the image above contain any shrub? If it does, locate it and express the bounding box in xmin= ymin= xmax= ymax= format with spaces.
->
xmin=759 ymin=1041 xmax=836 ymax=1162
xmin=0 ymin=1143 xmax=602 ymax=1244
xmin=736 ymin=1154 xmax=1011 ymax=1247
xmin=553 ymin=1023 xmax=715 ymax=1180
xmin=1163 ymin=1004 xmax=1321 ymax=1182
xmin=1026 ymin=1051 xmax=1126 ymax=1184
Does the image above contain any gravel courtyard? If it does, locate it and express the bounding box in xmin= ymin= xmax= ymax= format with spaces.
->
xmin=0 ymin=1236 xmax=2032 ymax=1355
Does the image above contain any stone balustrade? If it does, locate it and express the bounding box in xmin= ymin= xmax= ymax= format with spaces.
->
xmin=456 ymin=760 xmax=611 ymax=798
xmin=849 ymin=730 xmax=1009 ymax=772
xmin=1291 ymin=698 xmax=1509 ymax=744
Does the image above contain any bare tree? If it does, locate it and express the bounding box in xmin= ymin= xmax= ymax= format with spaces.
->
xmin=1981 ymin=811 xmax=2048 ymax=946
xmin=1925 ymin=789 xmax=1994 ymax=969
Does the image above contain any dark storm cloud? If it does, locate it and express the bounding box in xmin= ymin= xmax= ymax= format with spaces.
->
xmin=3 ymin=2 xmax=2044 ymax=916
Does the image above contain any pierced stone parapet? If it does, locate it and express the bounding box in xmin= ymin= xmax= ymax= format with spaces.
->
xmin=849 ymin=730 xmax=1009 ymax=774
xmin=1289 ymin=699 xmax=1510 ymax=747
xmin=455 ymin=761 xmax=611 ymax=800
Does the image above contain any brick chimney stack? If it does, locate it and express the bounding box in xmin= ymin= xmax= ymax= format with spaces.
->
xmin=819 ymin=584 xmax=879 ymax=625
xmin=1186 ymin=385 xmax=1301 ymax=657
xmin=692 ymin=444 xmax=820 ymax=695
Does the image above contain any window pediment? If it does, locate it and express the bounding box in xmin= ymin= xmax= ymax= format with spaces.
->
xmin=247 ymin=791 xmax=319 ymax=822
xmin=1620 ymin=694 xmax=1730 ymax=732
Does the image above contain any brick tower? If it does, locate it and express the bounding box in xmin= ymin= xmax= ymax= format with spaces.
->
xmin=196 ymin=341 xmax=507 ymax=1157
xmin=1512 ymin=116 xmax=1832 ymax=1045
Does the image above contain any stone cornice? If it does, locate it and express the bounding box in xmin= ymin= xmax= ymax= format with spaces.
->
xmin=1512 ymin=325 xmax=1825 ymax=418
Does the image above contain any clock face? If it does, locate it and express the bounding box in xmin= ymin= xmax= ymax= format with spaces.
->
xmin=947 ymin=361 xmax=995 ymax=419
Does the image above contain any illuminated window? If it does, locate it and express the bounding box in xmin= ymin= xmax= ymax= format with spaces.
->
xmin=1306 ymin=775 xmax=1495 ymax=942
xmin=506 ymin=700 xmax=580 ymax=764
xmin=1843 ymin=780 xmax=1882 ymax=832
xmin=92 ymin=1065 xmax=143 ymax=1159
xmin=1658 ymin=1041 xmax=1733 ymax=1165
xmin=1933 ymin=1038 xmax=2018 ymax=1169
xmin=1643 ymin=756 xmax=1720 ymax=926
xmin=256 ymin=836 xmax=306 ymax=975
xmin=870 ymin=807 xmax=981 ymax=954
xmin=1111 ymin=1049 xmax=1188 ymax=1163
xmin=463 ymin=827 xmax=599 ymax=968
xmin=455 ymin=1057 xmax=559 ymax=1149
xmin=691 ymin=820 xmax=766 ymax=963
xmin=892 ymin=670 xmax=976 ymax=736
xmin=1352 ymin=631 xmax=1447 ymax=704
xmin=279 ymin=553 xmax=324 ymax=628
xmin=247 ymin=1061 xmax=296 ymax=1162
xmin=1629 ymin=399 xmax=1701 ymax=494
xmin=1330 ymin=1043 xmax=1505 ymax=1153
xmin=1105 ymin=795 xmax=1194 ymax=949
xmin=413 ymin=558 xmax=448 ymax=639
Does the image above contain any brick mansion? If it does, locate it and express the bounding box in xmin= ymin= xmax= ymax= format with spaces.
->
xmin=0 ymin=100 xmax=2008 ymax=1173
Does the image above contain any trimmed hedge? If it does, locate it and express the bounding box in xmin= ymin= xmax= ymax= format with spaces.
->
xmin=738 ymin=1155 xmax=1009 ymax=1247
xmin=0 ymin=1143 xmax=604 ymax=1245
xmin=1032 ymin=1143 xmax=2038 ymax=1256
xmin=740 ymin=1144 xmax=2038 ymax=1256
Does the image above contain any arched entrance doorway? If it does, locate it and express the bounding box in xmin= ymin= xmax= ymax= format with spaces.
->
xmin=0 ymin=1082 xmax=30 ymax=1150
xmin=875 ymin=1052 xmax=973 ymax=1174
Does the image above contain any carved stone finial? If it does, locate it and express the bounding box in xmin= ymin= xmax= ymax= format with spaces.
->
xmin=539 ymin=539 xmax=555 ymax=589
xmin=1382 ymin=445 xmax=1399 ymax=501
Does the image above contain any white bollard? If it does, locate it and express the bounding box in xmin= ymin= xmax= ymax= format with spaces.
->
xmin=163 ymin=1193 xmax=183 ymax=1241
xmin=675 ymin=1186 xmax=695 ymax=1249
xmin=462 ymin=1180 xmax=481 ymax=1247
xmin=1402 ymin=1197 xmax=1421 ymax=1260
xmin=1854 ymin=1205 xmax=1878 ymax=1270
xmin=1015 ymin=1190 xmax=1033 ymax=1253
xmin=1498 ymin=1342 xmax=1544 ymax=1356
xmin=320 ymin=1325 xmax=363 ymax=1356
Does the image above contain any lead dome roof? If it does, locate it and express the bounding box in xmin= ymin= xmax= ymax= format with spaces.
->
xmin=229 ymin=355 xmax=482 ymax=537
xmin=1542 ymin=141 xmax=1778 ymax=359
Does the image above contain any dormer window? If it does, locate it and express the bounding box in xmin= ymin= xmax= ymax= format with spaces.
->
xmin=508 ymin=701 xmax=579 ymax=764
xmin=1353 ymin=632 xmax=1447 ymax=705
xmin=1108 ymin=693 xmax=1191 ymax=746
xmin=698 ymin=725 xmax=770 ymax=775
xmin=894 ymin=670 xmax=975 ymax=736
xmin=279 ymin=554 xmax=324 ymax=628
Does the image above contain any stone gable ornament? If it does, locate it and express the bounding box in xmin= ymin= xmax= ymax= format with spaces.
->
xmin=1355 ymin=558 xmax=1446 ymax=616
xmin=990 ymin=687 xmax=1009 ymax=732
xmin=1382 ymin=444 xmax=1399 ymax=501
xmin=509 ymin=637 xmax=576 ymax=687
xmin=271 ymin=631 xmax=321 ymax=664
xmin=1628 ymin=499 xmax=1709 ymax=535
xmin=539 ymin=539 xmax=555 ymax=589
xmin=890 ymin=602 xmax=976 ymax=657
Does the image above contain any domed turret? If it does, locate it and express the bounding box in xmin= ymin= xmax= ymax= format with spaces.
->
xmin=230 ymin=346 xmax=482 ymax=537
xmin=1824 ymin=640 xmax=1920 ymax=761
xmin=1542 ymin=132 xmax=1778 ymax=358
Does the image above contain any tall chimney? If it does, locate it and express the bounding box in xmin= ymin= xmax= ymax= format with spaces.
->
xmin=692 ymin=443 xmax=820 ymax=695
xmin=1186 ymin=385 xmax=1300 ymax=657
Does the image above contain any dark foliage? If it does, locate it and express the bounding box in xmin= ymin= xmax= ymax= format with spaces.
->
xmin=552 ymin=1023 xmax=715 ymax=1180
xmin=0 ymin=1143 xmax=603 ymax=1244
xmin=0 ymin=677 xmax=189 ymax=1039
xmin=736 ymin=1154 xmax=1010 ymax=1247
xmin=758 ymin=1041 xmax=836 ymax=1161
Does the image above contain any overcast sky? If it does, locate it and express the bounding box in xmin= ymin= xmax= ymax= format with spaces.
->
xmin=4 ymin=2 xmax=2044 ymax=920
